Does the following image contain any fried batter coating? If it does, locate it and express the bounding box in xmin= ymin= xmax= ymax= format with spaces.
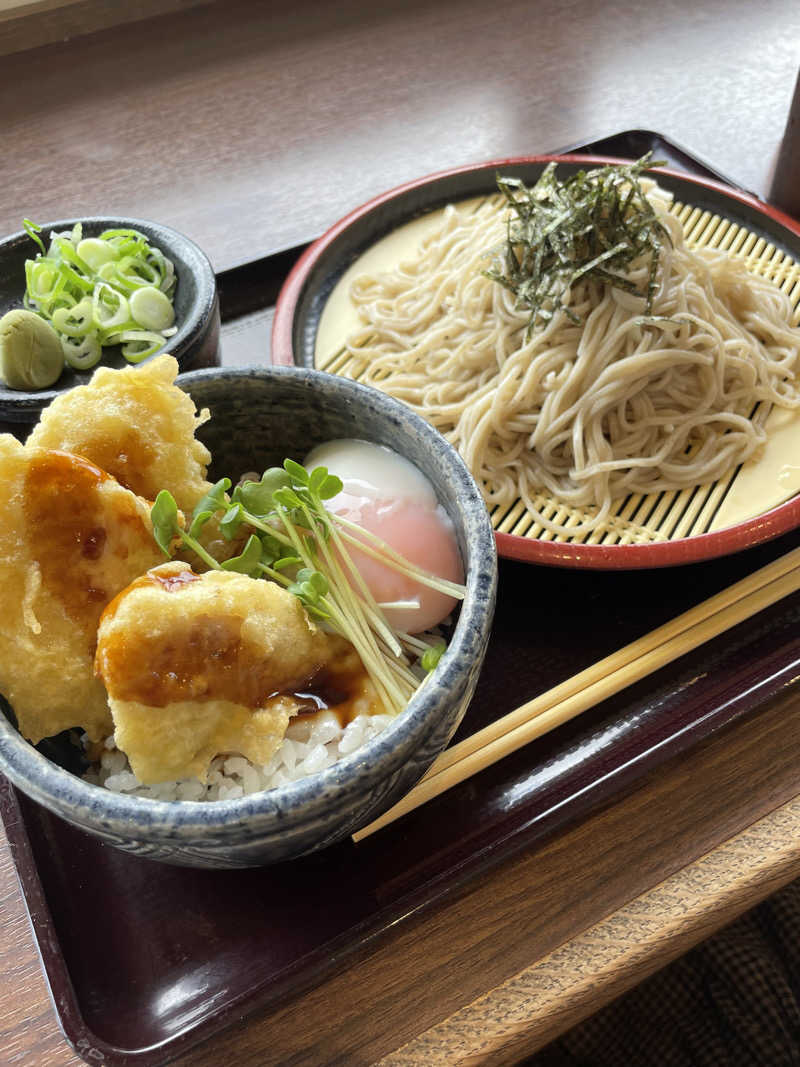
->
xmin=27 ymin=354 xmax=212 ymax=513
xmin=0 ymin=437 xmax=166 ymax=743
xmin=95 ymin=563 xmax=334 ymax=784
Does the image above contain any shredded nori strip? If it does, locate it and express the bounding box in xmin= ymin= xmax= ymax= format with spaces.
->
xmin=484 ymin=153 xmax=670 ymax=335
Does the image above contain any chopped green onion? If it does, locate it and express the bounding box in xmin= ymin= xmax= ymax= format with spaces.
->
xmin=114 ymin=255 xmax=160 ymax=291
xmin=19 ymin=219 xmax=178 ymax=384
xmin=92 ymin=283 xmax=130 ymax=331
xmin=130 ymin=286 xmax=175 ymax=331
xmin=51 ymin=236 xmax=93 ymax=278
xmin=77 ymin=238 xmax=116 ymax=271
xmin=112 ymin=330 xmax=168 ymax=362
xmin=26 ymin=260 xmax=57 ymax=300
xmin=62 ymin=333 xmax=102 ymax=370
xmin=22 ymin=218 xmax=45 ymax=255
xmin=53 ymin=298 xmax=93 ymax=338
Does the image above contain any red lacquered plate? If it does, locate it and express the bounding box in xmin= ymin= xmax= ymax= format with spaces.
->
xmin=272 ymin=156 xmax=800 ymax=569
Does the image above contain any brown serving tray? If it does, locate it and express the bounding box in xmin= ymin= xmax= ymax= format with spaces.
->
xmin=2 ymin=131 xmax=799 ymax=1067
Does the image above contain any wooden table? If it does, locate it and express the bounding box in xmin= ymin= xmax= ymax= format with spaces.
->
xmin=1 ymin=2 xmax=799 ymax=1063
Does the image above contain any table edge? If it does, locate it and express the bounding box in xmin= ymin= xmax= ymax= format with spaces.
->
xmin=384 ymin=791 xmax=800 ymax=1065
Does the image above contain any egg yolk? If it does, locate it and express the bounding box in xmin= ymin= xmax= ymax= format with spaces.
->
xmin=305 ymin=440 xmax=463 ymax=633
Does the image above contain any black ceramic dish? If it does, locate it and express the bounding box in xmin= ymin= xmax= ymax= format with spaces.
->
xmin=0 ymin=216 xmax=221 ymax=424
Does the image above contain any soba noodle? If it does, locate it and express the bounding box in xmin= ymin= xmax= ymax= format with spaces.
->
xmin=343 ymin=188 xmax=800 ymax=536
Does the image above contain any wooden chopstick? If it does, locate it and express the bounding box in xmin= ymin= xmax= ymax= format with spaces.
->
xmin=353 ymin=546 xmax=800 ymax=842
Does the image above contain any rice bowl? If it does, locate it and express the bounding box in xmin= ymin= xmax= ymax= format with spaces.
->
xmin=0 ymin=365 xmax=497 ymax=867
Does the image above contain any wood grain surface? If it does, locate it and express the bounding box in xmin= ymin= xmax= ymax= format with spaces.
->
xmin=0 ymin=0 xmax=215 ymax=57
xmin=1 ymin=0 xmax=799 ymax=271
xmin=385 ymin=798 xmax=800 ymax=1067
xmin=2 ymin=3 xmax=800 ymax=1065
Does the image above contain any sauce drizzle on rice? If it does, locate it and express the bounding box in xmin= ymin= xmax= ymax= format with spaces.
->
xmin=291 ymin=642 xmax=384 ymax=728
xmin=97 ymin=612 xmax=325 ymax=710
xmin=99 ymin=569 xmax=377 ymax=724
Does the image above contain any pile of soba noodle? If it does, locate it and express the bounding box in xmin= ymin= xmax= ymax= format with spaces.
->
xmin=343 ymin=181 xmax=800 ymax=536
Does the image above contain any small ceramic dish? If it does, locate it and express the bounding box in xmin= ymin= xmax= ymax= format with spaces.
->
xmin=0 ymin=216 xmax=220 ymax=425
xmin=0 ymin=365 xmax=497 ymax=868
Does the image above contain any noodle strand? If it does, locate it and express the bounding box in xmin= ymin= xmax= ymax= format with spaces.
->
xmin=344 ymin=189 xmax=800 ymax=537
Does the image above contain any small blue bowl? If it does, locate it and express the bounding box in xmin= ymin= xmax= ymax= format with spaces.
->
xmin=0 ymin=366 xmax=497 ymax=867
xmin=0 ymin=215 xmax=220 ymax=428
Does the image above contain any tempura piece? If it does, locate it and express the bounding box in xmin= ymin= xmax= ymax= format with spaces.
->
xmin=0 ymin=437 xmax=166 ymax=743
xmin=27 ymin=354 xmax=212 ymax=513
xmin=95 ymin=563 xmax=335 ymax=784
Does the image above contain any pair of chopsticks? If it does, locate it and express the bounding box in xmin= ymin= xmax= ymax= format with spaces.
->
xmin=353 ymin=545 xmax=800 ymax=842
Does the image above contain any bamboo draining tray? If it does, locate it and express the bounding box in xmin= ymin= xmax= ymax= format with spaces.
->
xmin=274 ymin=157 xmax=800 ymax=564
xmin=315 ymin=192 xmax=800 ymax=548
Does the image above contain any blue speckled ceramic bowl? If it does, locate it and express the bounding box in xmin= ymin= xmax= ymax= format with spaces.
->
xmin=0 ymin=366 xmax=497 ymax=867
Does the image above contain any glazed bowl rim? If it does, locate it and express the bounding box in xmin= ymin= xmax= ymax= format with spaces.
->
xmin=0 ymin=363 xmax=497 ymax=836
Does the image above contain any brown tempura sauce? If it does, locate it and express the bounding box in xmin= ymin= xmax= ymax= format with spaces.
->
xmin=23 ymin=451 xmax=148 ymax=631
xmin=97 ymin=570 xmax=378 ymax=727
xmin=290 ymin=657 xmax=378 ymax=728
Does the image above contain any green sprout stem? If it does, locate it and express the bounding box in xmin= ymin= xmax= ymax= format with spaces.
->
xmin=150 ymin=461 xmax=464 ymax=716
xmin=178 ymin=531 xmax=223 ymax=571
xmin=301 ymin=500 xmax=423 ymax=705
xmin=333 ymin=513 xmax=465 ymax=600
xmin=318 ymin=511 xmax=405 ymax=657
xmin=278 ymin=500 xmax=415 ymax=712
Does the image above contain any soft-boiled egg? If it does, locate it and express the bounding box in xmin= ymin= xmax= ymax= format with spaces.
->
xmin=304 ymin=439 xmax=463 ymax=633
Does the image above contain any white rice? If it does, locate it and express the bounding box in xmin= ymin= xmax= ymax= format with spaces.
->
xmin=84 ymin=710 xmax=394 ymax=802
